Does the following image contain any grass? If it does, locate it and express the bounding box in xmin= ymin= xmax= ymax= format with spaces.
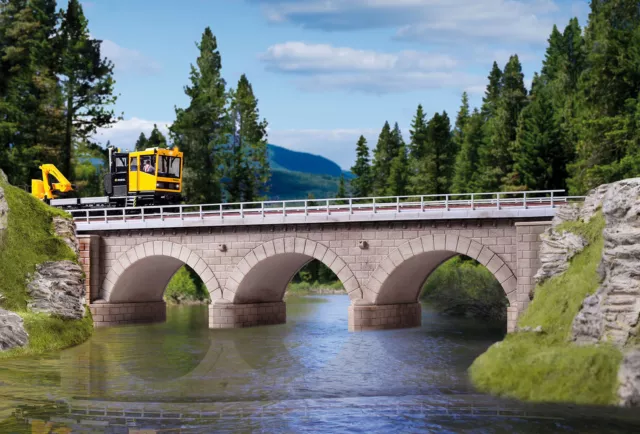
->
xmin=0 ymin=181 xmax=76 ymax=311
xmin=469 ymin=212 xmax=624 ymax=406
xmin=0 ymin=178 xmax=93 ymax=359
xmin=0 ymin=308 xmax=94 ymax=360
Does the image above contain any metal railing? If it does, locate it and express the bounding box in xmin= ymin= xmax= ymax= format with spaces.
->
xmin=68 ymin=190 xmax=585 ymax=226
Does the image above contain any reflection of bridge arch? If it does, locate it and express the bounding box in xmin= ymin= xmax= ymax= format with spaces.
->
xmin=102 ymin=241 xmax=221 ymax=302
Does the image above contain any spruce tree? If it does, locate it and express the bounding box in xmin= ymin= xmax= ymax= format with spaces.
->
xmin=481 ymin=61 xmax=503 ymax=121
xmin=452 ymin=109 xmax=483 ymax=193
xmin=371 ymin=121 xmax=392 ymax=195
xmin=134 ymin=132 xmax=148 ymax=151
xmin=567 ymin=0 xmax=640 ymax=194
xmin=412 ymin=112 xmax=454 ymax=195
xmin=147 ymin=124 xmax=168 ymax=149
xmin=336 ymin=173 xmax=347 ymax=204
xmin=540 ymin=25 xmax=565 ymax=82
xmin=408 ymin=104 xmax=428 ymax=193
xmin=386 ymin=144 xmax=408 ymax=196
xmin=170 ymin=27 xmax=227 ymax=204
xmin=513 ymin=86 xmax=566 ymax=190
xmin=350 ymin=135 xmax=371 ymax=197
xmin=452 ymin=92 xmax=470 ymax=154
xmin=477 ymin=55 xmax=528 ymax=191
xmin=226 ymin=74 xmax=270 ymax=202
xmin=56 ymin=0 xmax=119 ymax=179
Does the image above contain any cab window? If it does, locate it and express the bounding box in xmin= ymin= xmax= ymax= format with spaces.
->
xmin=115 ymin=156 xmax=127 ymax=172
xmin=158 ymin=156 xmax=181 ymax=178
xmin=130 ymin=157 xmax=137 ymax=172
xmin=140 ymin=156 xmax=155 ymax=174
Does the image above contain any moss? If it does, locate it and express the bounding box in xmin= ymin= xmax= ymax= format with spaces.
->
xmin=0 ymin=308 xmax=94 ymax=360
xmin=469 ymin=212 xmax=623 ymax=405
xmin=0 ymin=181 xmax=76 ymax=311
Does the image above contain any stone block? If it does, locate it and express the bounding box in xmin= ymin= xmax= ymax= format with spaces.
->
xmin=330 ymin=257 xmax=346 ymax=275
xmin=304 ymin=240 xmax=317 ymax=257
xmin=477 ymin=246 xmax=495 ymax=266
xmin=263 ymin=240 xmax=276 ymax=257
xmin=245 ymin=250 xmax=259 ymax=267
xmin=409 ymin=237 xmax=423 ymax=255
xmin=253 ymin=244 xmax=267 ymax=261
xmin=486 ymin=254 xmax=504 ymax=274
xmin=434 ymin=234 xmax=446 ymax=250
xmin=398 ymin=242 xmax=414 ymax=260
xmin=494 ymin=264 xmax=514 ymax=284
xmin=421 ymin=234 xmax=434 ymax=252
xmin=273 ymin=238 xmax=285 ymax=254
xmin=456 ymin=236 xmax=471 ymax=255
xmin=445 ymin=234 xmax=458 ymax=251
xmin=284 ymin=237 xmax=296 ymax=253
xmin=388 ymin=248 xmax=404 ymax=266
xmin=323 ymin=249 xmax=337 ymax=267
xmin=294 ymin=237 xmax=306 ymax=254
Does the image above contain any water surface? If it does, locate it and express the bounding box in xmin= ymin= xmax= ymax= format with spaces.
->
xmin=1 ymin=295 xmax=639 ymax=433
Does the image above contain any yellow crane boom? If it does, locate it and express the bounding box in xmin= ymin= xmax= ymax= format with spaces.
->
xmin=31 ymin=164 xmax=75 ymax=201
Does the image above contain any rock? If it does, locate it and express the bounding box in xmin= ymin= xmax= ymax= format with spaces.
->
xmin=551 ymin=203 xmax=580 ymax=226
xmin=571 ymin=178 xmax=640 ymax=347
xmin=579 ymin=183 xmax=609 ymax=223
xmin=618 ymin=349 xmax=640 ymax=407
xmin=0 ymin=169 xmax=7 ymax=184
xmin=53 ymin=216 xmax=79 ymax=256
xmin=533 ymin=325 xmax=543 ymax=333
xmin=0 ymin=308 xmax=28 ymax=351
xmin=27 ymin=261 xmax=86 ymax=320
xmin=534 ymin=229 xmax=588 ymax=284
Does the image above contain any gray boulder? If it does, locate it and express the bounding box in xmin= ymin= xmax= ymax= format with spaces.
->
xmin=0 ymin=308 xmax=28 ymax=351
xmin=27 ymin=260 xmax=86 ymax=320
xmin=53 ymin=216 xmax=79 ymax=256
xmin=0 ymin=185 xmax=7 ymax=244
xmin=618 ymin=349 xmax=640 ymax=407
xmin=535 ymin=229 xmax=588 ymax=284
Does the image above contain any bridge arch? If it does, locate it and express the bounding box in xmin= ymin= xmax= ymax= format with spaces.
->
xmin=102 ymin=241 xmax=221 ymax=303
xmin=366 ymin=234 xmax=517 ymax=305
xmin=223 ymin=237 xmax=362 ymax=303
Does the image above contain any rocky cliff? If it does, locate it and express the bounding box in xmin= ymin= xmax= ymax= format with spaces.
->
xmin=536 ymin=178 xmax=640 ymax=406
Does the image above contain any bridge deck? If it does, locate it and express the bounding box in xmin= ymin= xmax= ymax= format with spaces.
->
xmin=71 ymin=190 xmax=583 ymax=232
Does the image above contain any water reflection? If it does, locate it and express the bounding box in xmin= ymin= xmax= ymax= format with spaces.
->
xmin=1 ymin=296 xmax=640 ymax=433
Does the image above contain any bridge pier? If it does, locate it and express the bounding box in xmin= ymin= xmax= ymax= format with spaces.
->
xmin=89 ymin=301 xmax=167 ymax=327
xmin=208 ymin=300 xmax=286 ymax=328
xmin=348 ymin=301 xmax=421 ymax=331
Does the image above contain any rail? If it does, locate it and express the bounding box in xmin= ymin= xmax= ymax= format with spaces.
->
xmin=68 ymin=190 xmax=585 ymax=226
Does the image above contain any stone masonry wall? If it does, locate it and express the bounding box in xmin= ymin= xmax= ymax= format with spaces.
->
xmin=78 ymin=235 xmax=101 ymax=305
xmin=515 ymin=222 xmax=551 ymax=312
xmin=209 ymin=301 xmax=286 ymax=329
xmin=348 ymin=303 xmax=421 ymax=331
xmin=89 ymin=301 xmax=166 ymax=327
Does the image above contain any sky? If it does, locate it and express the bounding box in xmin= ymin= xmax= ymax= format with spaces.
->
xmin=80 ymin=0 xmax=591 ymax=170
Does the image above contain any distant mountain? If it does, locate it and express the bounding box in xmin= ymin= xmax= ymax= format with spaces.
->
xmin=267 ymin=144 xmax=342 ymax=177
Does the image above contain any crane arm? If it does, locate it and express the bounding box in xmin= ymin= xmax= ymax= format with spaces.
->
xmin=40 ymin=164 xmax=74 ymax=199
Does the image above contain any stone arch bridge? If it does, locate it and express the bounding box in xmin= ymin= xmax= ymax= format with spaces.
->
xmin=72 ymin=191 xmax=577 ymax=332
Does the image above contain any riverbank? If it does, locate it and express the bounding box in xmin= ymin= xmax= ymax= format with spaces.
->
xmin=469 ymin=211 xmax=623 ymax=405
xmin=0 ymin=174 xmax=93 ymax=359
xmin=284 ymin=281 xmax=346 ymax=297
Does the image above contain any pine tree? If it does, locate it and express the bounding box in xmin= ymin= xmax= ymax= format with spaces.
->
xmin=371 ymin=121 xmax=392 ymax=195
xmin=567 ymin=0 xmax=640 ymax=194
xmin=412 ymin=112 xmax=454 ymax=195
xmin=540 ymin=25 xmax=565 ymax=82
xmin=147 ymin=124 xmax=168 ymax=149
xmin=513 ymin=86 xmax=566 ymax=190
xmin=408 ymin=104 xmax=428 ymax=193
xmin=56 ymin=0 xmax=119 ymax=179
xmin=0 ymin=0 xmax=63 ymax=186
xmin=350 ymin=135 xmax=371 ymax=197
xmin=477 ymin=55 xmax=528 ymax=191
xmin=134 ymin=132 xmax=148 ymax=151
xmin=452 ymin=92 xmax=470 ymax=154
xmin=170 ymin=27 xmax=227 ymax=204
xmin=226 ymin=74 xmax=270 ymax=202
xmin=386 ymin=144 xmax=408 ymax=196
xmin=336 ymin=173 xmax=347 ymax=204
xmin=452 ymin=109 xmax=483 ymax=193
xmin=481 ymin=61 xmax=503 ymax=120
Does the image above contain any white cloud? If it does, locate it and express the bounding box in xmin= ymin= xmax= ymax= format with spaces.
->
xmin=100 ymin=40 xmax=162 ymax=75
xmin=261 ymin=42 xmax=457 ymax=73
xmin=261 ymin=42 xmax=482 ymax=93
xmin=252 ymin=0 xmax=564 ymax=44
xmin=93 ymin=118 xmax=170 ymax=151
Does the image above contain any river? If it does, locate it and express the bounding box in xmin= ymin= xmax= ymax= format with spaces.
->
xmin=1 ymin=295 xmax=639 ymax=433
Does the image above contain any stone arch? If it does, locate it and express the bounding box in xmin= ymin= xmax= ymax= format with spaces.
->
xmin=223 ymin=237 xmax=362 ymax=303
xmin=101 ymin=241 xmax=221 ymax=303
xmin=366 ymin=234 xmax=517 ymax=305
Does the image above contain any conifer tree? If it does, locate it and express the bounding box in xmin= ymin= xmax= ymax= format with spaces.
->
xmin=386 ymin=144 xmax=408 ymax=196
xmin=481 ymin=61 xmax=503 ymax=121
xmin=170 ymin=27 xmax=227 ymax=204
xmin=371 ymin=121 xmax=393 ymax=195
xmin=452 ymin=92 xmax=470 ymax=153
xmin=134 ymin=132 xmax=148 ymax=151
xmin=335 ymin=173 xmax=347 ymax=204
xmin=452 ymin=109 xmax=483 ymax=193
xmin=226 ymin=74 xmax=270 ymax=202
xmin=412 ymin=112 xmax=454 ymax=195
xmin=56 ymin=0 xmax=119 ymax=178
xmin=147 ymin=124 xmax=168 ymax=149
xmin=350 ymin=135 xmax=371 ymax=197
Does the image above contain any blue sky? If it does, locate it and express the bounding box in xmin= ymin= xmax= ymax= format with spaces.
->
xmin=82 ymin=0 xmax=590 ymax=169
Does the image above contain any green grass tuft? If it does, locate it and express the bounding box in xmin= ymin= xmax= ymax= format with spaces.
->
xmin=0 ymin=308 xmax=94 ymax=360
xmin=0 ymin=181 xmax=76 ymax=311
xmin=469 ymin=212 xmax=623 ymax=405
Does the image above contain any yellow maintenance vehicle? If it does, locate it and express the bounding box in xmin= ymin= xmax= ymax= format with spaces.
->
xmin=31 ymin=146 xmax=184 ymax=209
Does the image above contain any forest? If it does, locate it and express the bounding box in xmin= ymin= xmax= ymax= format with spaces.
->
xmin=2 ymin=1 xmax=640 ymax=307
